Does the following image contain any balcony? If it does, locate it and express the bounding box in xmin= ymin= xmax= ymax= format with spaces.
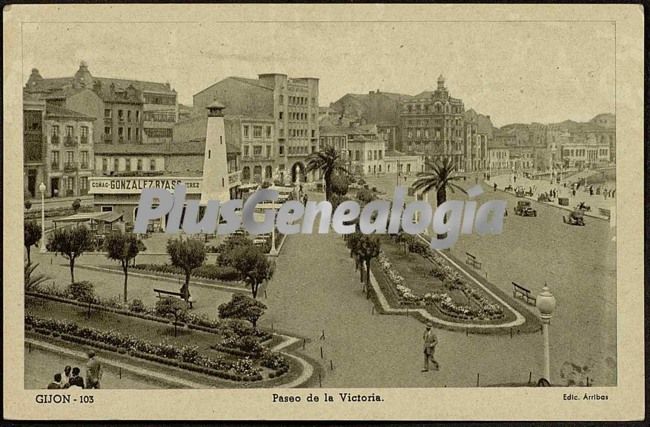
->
xmin=63 ymin=136 xmax=76 ymax=147
xmin=102 ymin=134 xmax=112 ymax=142
xmin=51 ymin=163 xmax=60 ymax=171
xmin=80 ymin=163 xmax=89 ymax=170
xmin=80 ymin=136 xmax=89 ymax=144
xmin=51 ymin=135 xmax=60 ymax=145
xmin=64 ymin=164 xmax=78 ymax=172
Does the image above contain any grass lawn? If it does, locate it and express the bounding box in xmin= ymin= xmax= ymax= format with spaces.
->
xmin=370 ymin=236 xmax=541 ymax=333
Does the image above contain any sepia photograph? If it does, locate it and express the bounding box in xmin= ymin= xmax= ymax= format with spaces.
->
xmin=3 ymin=3 xmax=644 ymax=421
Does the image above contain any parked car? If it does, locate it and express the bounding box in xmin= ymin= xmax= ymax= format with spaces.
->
xmin=563 ymin=209 xmax=585 ymax=226
xmin=514 ymin=200 xmax=537 ymax=217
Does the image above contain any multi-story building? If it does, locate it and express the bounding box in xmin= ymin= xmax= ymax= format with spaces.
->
xmin=43 ymin=104 xmax=96 ymax=198
xmin=560 ymin=139 xmax=610 ymax=169
xmin=23 ymin=95 xmax=47 ymax=199
xmin=24 ymin=62 xmax=178 ymax=144
xmin=488 ymin=143 xmax=510 ymax=172
xmin=192 ymin=73 xmax=320 ymax=184
xmin=508 ymin=146 xmax=536 ymax=171
xmin=399 ymin=75 xmax=465 ymax=169
xmin=347 ymin=124 xmax=386 ymax=176
xmin=462 ymin=109 xmax=490 ymax=172
xmin=90 ymin=104 xmax=241 ymax=228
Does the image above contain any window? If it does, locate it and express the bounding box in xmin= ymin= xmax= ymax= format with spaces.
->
xmin=243 ymin=146 xmax=249 ymax=157
xmin=137 ymin=159 xmax=143 ymax=171
xmin=65 ymin=126 xmax=74 ymax=137
xmin=266 ymin=126 xmax=272 ymax=138
xmin=102 ymin=158 xmax=108 ymax=171
xmin=136 ymin=111 xmax=140 ymax=122
xmin=279 ymin=145 xmax=284 ymax=155
xmin=114 ymin=159 xmax=119 ymax=171
xmin=279 ymin=129 xmax=284 ymax=137
xmin=266 ymin=145 xmax=272 ymax=158
xmin=51 ymin=151 xmax=60 ymax=168
xmin=104 ymin=126 xmax=111 ymax=136
xmin=125 ymin=158 xmax=131 ymax=171
xmin=118 ymin=110 xmax=124 ymax=121
xmin=279 ymin=112 xmax=283 ymax=119
xmin=253 ymin=126 xmax=262 ymax=138
xmin=243 ymin=125 xmax=249 ymax=137
xmin=279 ymin=95 xmax=284 ymax=103
xmin=150 ymin=159 xmax=156 ymax=170
xmin=81 ymin=151 xmax=89 ymax=168
xmin=66 ymin=178 xmax=74 ymax=191
xmin=253 ymin=146 xmax=262 ymax=156
xmin=127 ymin=128 xmax=132 ymax=140
xmin=127 ymin=110 xmax=132 ymax=122
xmin=135 ymin=128 xmax=139 ymax=141
xmin=104 ymin=109 xmax=112 ymax=118
xmin=118 ymin=127 xmax=124 ymax=138
xmin=80 ymin=177 xmax=88 ymax=194
xmin=52 ymin=125 xmax=60 ymax=136
xmin=80 ymin=126 xmax=89 ymax=140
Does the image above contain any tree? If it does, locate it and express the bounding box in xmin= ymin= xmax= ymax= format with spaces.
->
xmin=104 ymin=231 xmax=142 ymax=302
xmin=356 ymin=235 xmax=381 ymax=297
xmin=356 ymin=188 xmax=375 ymax=204
xmin=24 ymin=220 xmax=42 ymax=264
xmin=47 ymin=226 xmax=94 ymax=283
xmin=25 ymin=262 xmax=48 ymax=292
xmin=305 ymin=146 xmax=349 ymax=202
xmin=218 ymin=293 xmax=267 ymax=328
xmin=411 ymin=157 xmax=466 ymax=207
xmin=396 ymin=232 xmax=415 ymax=255
xmin=231 ymin=245 xmax=272 ymax=299
xmin=166 ymin=237 xmax=206 ymax=301
xmin=155 ymin=297 xmax=188 ymax=337
xmin=67 ymin=281 xmax=95 ymax=319
xmin=217 ymin=234 xmax=253 ymax=268
xmin=411 ymin=157 xmax=466 ymax=239
xmin=331 ymin=172 xmax=349 ymax=196
xmin=72 ymin=198 xmax=82 ymax=212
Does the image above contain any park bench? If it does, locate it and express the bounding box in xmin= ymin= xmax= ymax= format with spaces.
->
xmin=153 ymin=288 xmax=193 ymax=309
xmin=512 ymin=282 xmax=536 ymax=305
xmin=465 ymin=252 xmax=482 ymax=269
xmin=598 ymin=208 xmax=611 ymax=219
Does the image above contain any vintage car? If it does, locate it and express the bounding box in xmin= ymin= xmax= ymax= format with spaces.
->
xmin=514 ymin=200 xmax=537 ymax=217
xmin=515 ymin=186 xmax=526 ymax=197
xmin=563 ymin=209 xmax=585 ymax=226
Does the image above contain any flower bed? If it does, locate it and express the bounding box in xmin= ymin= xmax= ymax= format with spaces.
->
xmin=26 ymin=289 xmax=273 ymax=346
xmin=26 ymin=314 xmax=263 ymax=381
xmin=376 ymin=242 xmax=505 ymax=322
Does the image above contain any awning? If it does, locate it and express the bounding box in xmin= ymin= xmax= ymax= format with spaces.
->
xmin=53 ymin=211 xmax=124 ymax=226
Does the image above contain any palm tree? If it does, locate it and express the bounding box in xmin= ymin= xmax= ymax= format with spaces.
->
xmin=411 ymin=157 xmax=467 ymax=207
xmin=305 ymin=146 xmax=349 ymax=202
xmin=25 ymin=262 xmax=49 ymax=292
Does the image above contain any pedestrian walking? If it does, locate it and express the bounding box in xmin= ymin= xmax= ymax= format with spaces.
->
xmin=493 ymin=182 xmax=497 ymax=192
xmin=85 ymin=351 xmax=102 ymax=389
xmin=422 ymin=323 xmax=439 ymax=372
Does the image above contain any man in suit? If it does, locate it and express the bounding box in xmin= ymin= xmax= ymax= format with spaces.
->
xmin=85 ymin=351 xmax=102 ymax=389
xmin=422 ymin=323 xmax=439 ymax=372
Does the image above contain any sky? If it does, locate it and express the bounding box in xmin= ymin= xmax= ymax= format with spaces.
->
xmin=22 ymin=21 xmax=615 ymax=127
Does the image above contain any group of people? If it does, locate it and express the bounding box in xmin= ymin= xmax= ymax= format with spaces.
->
xmin=46 ymin=351 xmax=102 ymax=390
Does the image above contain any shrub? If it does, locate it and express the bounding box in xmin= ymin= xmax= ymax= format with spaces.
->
xmin=218 ymin=293 xmax=267 ymax=328
xmin=128 ymin=299 xmax=147 ymax=313
xmin=260 ymin=352 xmax=290 ymax=371
xmin=67 ymin=281 xmax=95 ymax=302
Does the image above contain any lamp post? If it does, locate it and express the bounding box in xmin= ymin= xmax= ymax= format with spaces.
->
xmin=269 ymin=202 xmax=279 ymax=256
xmin=39 ymin=182 xmax=47 ymax=253
xmin=536 ymin=284 xmax=556 ymax=383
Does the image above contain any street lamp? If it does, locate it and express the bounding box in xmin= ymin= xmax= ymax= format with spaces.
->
xmin=536 ymin=284 xmax=556 ymax=383
xmin=39 ymin=182 xmax=47 ymax=253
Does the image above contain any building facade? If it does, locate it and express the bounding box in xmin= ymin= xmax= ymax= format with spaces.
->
xmin=24 ymin=62 xmax=178 ymax=145
xmin=193 ymin=73 xmax=320 ymax=184
xmin=23 ymin=96 xmax=46 ymax=199
xmin=399 ymin=75 xmax=465 ymax=169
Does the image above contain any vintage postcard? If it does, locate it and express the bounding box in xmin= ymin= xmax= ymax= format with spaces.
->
xmin=3 ymin=3 xmax=644 ymax=421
